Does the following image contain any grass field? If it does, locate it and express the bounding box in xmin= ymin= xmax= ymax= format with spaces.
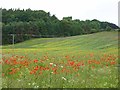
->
xmin=1 ymin=31 xmax=119 ymax=88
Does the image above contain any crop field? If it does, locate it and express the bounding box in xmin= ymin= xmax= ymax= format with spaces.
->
xmin=1 ymin=31 xmax=119 ymax=88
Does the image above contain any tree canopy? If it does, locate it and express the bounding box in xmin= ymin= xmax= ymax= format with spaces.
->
xmin=2 ymin=8 xmax=119 ymax=45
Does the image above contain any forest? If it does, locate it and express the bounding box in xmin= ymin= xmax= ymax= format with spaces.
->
xmin=2 ymin=8 xmax=119 ymax=45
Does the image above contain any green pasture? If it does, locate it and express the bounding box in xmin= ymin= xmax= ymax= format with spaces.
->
xmin=2 ymin=31 xmax=119 ymax=88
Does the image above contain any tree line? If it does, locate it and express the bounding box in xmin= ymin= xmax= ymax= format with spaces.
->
xmin=2 ymin=8 xmax=119 ymax=45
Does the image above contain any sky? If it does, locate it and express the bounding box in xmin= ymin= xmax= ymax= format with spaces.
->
xmin=0 ymin=0 xmax=119 ymax=25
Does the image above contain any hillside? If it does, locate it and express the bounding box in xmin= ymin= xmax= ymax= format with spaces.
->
xmin=3 ymin=31 xmax=118 ymax=52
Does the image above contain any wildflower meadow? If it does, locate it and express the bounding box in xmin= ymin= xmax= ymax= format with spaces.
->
xmin=1 ymin=31 xmax=119 ymax=88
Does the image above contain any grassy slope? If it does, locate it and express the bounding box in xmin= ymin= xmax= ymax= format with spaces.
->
xmin=3 ymin=31 xmax=118 ymax=53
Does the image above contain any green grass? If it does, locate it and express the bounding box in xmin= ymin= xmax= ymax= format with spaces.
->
xmin=3 ymin=31 xmax=118 ymax=55
xmin=1 ymin=31 xmax=119 ymax=88
xmin=3 ymin=31 xmax=118 ymax=49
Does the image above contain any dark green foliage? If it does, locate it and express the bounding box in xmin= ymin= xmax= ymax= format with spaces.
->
xmin=2 ymin=8 xmax=119 ymax=45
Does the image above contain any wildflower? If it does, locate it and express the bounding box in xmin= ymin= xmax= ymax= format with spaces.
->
xmin=61 ymin=68 xmax=66 ymax=73
xmin=17 ymin=79 xmax=21 ymax=82
xmin=82 ymin=63 xmax=84 ymax=66
xmin=65 ymin=55 xmax=69 ymax=59
xmin=34 ymin=59 xmax=38 ymax=63
xmin=44 ymin=67 xmax=50 ymax=70
xmin=90 ymin=53 xmax=94 ymax=57
xmin=54 ymin=64 xmax=56 ymax=67
xmin=50 ymin=63 xmax=53 ymax=66
xmin=2 ymin=73 xmax=4 ymax=77
xmin=69 ymin=61 xmax=75 ymax=66
xmin=5 ymin=60 xmax=10 ymax=64
xmin=52 ymin=67 xmax=57 ymax=73
xmin=61 ymin=66 xmax=63 ymax=68
xmin=95 ymin=61 xmax=100 ymax=64
xmin=20 ymin=56 xmax=24 ymax=59
xmin=39 ymin=71 xmax=42 ymax=75
xmin=34 ymin=66 xmax=39 ymax=71
xmin=88 ymin=60 xmax=92 ymax=64
xmin=50 ymin=63 xmax=53 ymax=65
xmin=110 ymin=61 xmax=116 ymax=65
xmin=62 ymin=77 xmax=67 ymax=81
xmin=104 ymin=82 xmax=107 ymax=86
xmin=51 ymin=72 xmax=53 ymax=74
xmin=28 ymin=83 xmax=31 ymax=85
xmin=9 ymin=68 xmax=19 ymax=74
xmin=32 ymin=82 xmax=36 ymax=85
xmin=76 ymin=62 xmax=81 ymax=67
xmin=30 ymin=70 xmax=36 ymax=74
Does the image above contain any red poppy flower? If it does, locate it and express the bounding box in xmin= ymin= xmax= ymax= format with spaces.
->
xmin=34 ymin=59 xmax=38 ymax=63
xmin=30 ymin=70 xmax=36 ymax=74
xmin=34 ymin=66 xmax=39 ymax=71
xmin=110 ymin=61 xmax=116 ymax=65
xmin=69 ymin=61 xmax=75 ymax=66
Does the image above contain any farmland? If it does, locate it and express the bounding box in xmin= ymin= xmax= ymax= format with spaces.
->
xmin=1 ymin=31 xmax=119 ymax=88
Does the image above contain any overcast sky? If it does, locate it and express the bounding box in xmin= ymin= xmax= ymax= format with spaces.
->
xmin=0 ymin=0 xmax=119 ymax=25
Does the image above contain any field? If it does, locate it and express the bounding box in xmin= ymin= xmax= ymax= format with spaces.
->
xmin=1 ymin=31 xmax=119 ymax=88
